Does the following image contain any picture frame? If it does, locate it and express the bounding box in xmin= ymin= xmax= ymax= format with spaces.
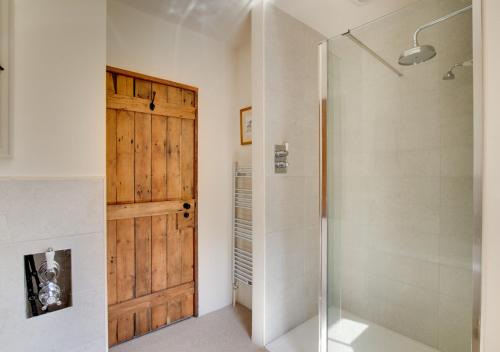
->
xmin=240 ymin=106 xmax=252 ymax=145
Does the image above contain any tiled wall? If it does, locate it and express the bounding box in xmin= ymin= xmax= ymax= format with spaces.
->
xmin=0 ymin=178 xmax=106 ymax=352
xmin=262 ymin=4 xmax=323 ymax=343
xmin=329 ymin=1 xmax=473 ymax=351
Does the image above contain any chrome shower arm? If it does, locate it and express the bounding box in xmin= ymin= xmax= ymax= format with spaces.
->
xmin=450 ymin=62 xmax=464 ymax=71
xmin=412 ymin=4 xmax=472 ymax=46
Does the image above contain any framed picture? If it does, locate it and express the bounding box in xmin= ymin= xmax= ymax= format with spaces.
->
xmin=240 ymin=106 xmax=252 ymax=145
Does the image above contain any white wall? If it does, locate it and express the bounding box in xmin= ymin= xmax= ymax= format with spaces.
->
xmin=0 ymin=1 xmax=107 ymax=351
xmin=480 ymin=0 xmax=500 ymax=351
xmin=234 ymin=40 xmax=252 ymax=167
xmin=0 ymin=0 xmax=105 ymax=177
xmin=252 ymin=2 xmax=323 ymax=345
xmin=107 ymin=0 xmax=236 ymax=316
xmin=0 ymin=0 xmax=9 ymax=156
xmin=0 ymin=179 xmax=106 ymax=352
xmin=251 ymin=1 xmax=267 ymax=345
xmin=233 ymin=38 xmax=253 ymax=310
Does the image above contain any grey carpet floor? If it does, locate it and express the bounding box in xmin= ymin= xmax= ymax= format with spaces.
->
xmin=111 ymin=305 xmax=266 ymax=352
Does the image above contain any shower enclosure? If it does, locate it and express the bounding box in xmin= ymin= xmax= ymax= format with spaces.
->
xmin=319 ymin=1 xmax=480 ymax=352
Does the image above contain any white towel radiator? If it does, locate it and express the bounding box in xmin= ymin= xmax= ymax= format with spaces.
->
xmin=232 ymin=163 xmax=252 ymax=306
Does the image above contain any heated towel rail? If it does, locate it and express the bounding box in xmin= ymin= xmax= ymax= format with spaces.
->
xmin=232 ymin=163 xmax=252 ymax=306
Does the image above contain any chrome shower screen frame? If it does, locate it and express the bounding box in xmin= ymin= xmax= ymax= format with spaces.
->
xmin=317 ymin=1 xmax=484 ymax=351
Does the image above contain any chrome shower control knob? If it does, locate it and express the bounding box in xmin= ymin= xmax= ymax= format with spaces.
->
xmin=274 ymin=142 xmax=289 ymax=174
xmin=38 ymin=281 xmax=62 ymax=310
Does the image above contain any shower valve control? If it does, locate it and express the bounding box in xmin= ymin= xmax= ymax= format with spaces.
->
xmin=38 ymin=248 xmax=62 ymax=311
xmin=275 ymin=143 xmax=289 ymax=174
xmin=24 ymin=248 xmax=72 ymax=318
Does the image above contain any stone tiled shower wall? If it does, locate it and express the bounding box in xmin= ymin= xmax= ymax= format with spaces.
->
xmin=263 ymin=4 xmax=324 ymax=343
xmin=0 ymin=178 xmax=106 ymax=352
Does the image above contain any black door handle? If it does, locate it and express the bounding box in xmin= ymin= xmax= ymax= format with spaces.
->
xmin=149 ymin=91 xmax=156 ymax=111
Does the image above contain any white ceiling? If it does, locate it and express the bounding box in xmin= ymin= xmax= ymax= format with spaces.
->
xmin=113 ymin=0 xmax=254 ymax=45
xmin=112 ymin=0 xmax=468 ymax=44
xmin=270 ymin=0 xmax=420 ymax=38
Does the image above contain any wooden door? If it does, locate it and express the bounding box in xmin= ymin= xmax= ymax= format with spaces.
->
xmin=106 ymin=67 xmax=197 ymax=347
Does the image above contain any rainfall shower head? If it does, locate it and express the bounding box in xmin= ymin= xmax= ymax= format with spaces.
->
xmin=442 ymin=59 xmax=473 ymax=80
xmin=398 ymin=5 xmax=472 ymax=66
xmin=398 ymin=44 xmax=436 ymax=66
xmin=442 ymin=70 xmax=455 ymax=80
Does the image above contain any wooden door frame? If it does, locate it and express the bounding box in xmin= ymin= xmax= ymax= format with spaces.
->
xmin=106 ymin=65 xmax=199 ymax=318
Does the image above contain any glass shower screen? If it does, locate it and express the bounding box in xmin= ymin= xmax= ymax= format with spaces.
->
xmin=321 ymin=1 xmax=476 ymax=352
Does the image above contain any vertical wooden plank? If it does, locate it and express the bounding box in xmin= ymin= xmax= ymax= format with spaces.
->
xmin=152 ymin=115 xmax=167 ymax=201
xmin=181 ymin=293 xmax=194 ymax=318
xmin=181 ymin=119 xmax=194 ymax=199
xmin=152 ymin=304 xmax=168 ymax=330
xmin=111 ymin=71 xmax=136 ymax=344
xmin=167 ymin=118 xmax=181 ymax=199
xmin=152 ymin=83 xmax=168 ymax=103
xmin=107 ymin=221 xmax=117 ymax=305
xmin=167 ymin=86 xmax=182 ymax=104
xmin=151 ymin=214 xmax=168 ymax=329
xmin=116 ymin=75 xmax=133 ymax=96
xmin=135 ymin=113 xmax=152 ymax=202
xmin=181 ymin=226 xmax=194 ymax=284
xmin=108 ymin=320 xmax=118 ymax=347
xmin=116 ymin=218 xmax=135 ymax=342
xmin=182 ymin=90 xmax=195 ymax=107
xmin=106 ymin=72 xmax=115 ymax=95
xmin=117 ymin=314 xmax=135 ymax=342
xmin=135 ymin=217 xmax=152 ymax=297
xmin=116 ymin=221 xmax=135 ymax=301
xmin=167 ymin=298 xmax=182 ymax=324
xmin=134 ymin=109 xmax=152 ymax=338
xmin=135 ymin=79 xmax=152 ymax=99
xmin=116 ymin=110 xmax=134 ymax=204
xmin=106 ymin=109 xmax=117 ymax=204
xmin=167 ymin=213 xmax=181 ymax=287
xmin=151 ymin=112 xmax=167 ymax=329
xmin=152 ymin=215 xmax=167 ymax=291
xmin=135 ymin=215 xmax=152 ymax=337
xmin=136 ymin=308 xmax=151 ymax=336
xmin=107 ymin=219 xmax=118 ymax=346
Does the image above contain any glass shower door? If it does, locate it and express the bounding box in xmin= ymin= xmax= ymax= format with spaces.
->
xmin=321 ymin=1 xmax=477 ymax=352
